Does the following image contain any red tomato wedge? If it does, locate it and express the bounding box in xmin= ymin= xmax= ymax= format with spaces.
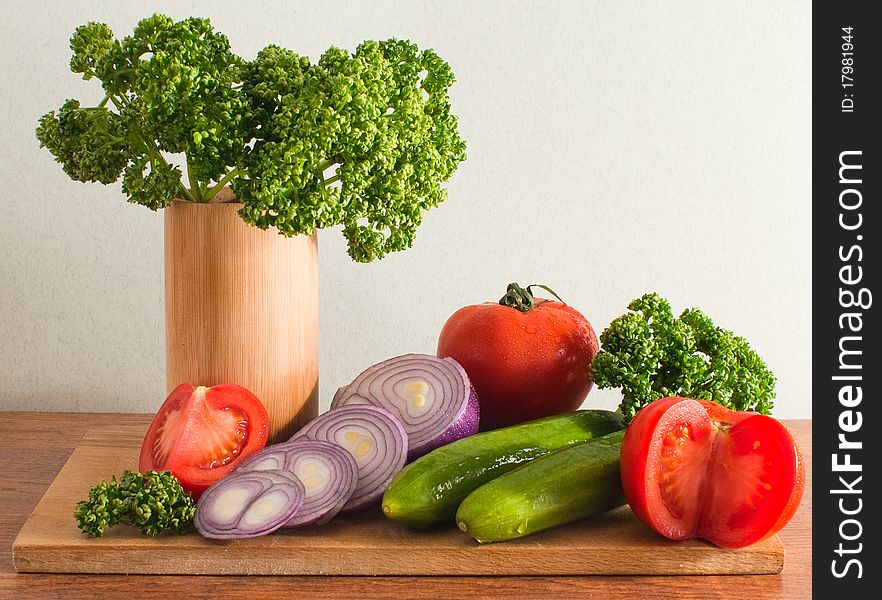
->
xmin=139 ymin=383 xmax=269 ymax=498
xmin=620 ymin=397 xmax=805 ymax=548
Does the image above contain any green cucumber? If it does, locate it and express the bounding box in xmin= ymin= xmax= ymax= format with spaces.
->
xmin=455 ymin=429 xmax=626 ymax=542
xmin=381 ymin=410 xmax=625 ymax=528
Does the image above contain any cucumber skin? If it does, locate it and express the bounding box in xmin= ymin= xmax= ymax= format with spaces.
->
xmin=381 ymin=410 xmax=625 ymax=528
xmin=455 ymin=429 xmax=626 ymax=543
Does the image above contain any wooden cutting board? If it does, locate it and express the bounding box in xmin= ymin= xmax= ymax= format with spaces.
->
xmin=12 ymin=425 xmax=784 ymax=576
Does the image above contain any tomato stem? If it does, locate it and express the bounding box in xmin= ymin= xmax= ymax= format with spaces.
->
xmin=498 ymin=283 xmax=566 ymax=312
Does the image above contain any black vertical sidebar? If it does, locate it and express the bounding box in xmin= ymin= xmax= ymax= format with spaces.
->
xmin=813 ymin=1 xmax=879 ymax=597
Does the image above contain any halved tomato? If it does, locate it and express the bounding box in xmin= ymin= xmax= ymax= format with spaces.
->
xmin=620 ymin=397 xmax=805 ymax=548
xmin=139 ymin=383 xmax=269 ymax=498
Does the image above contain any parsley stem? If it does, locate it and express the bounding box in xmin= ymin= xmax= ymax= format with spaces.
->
xmin=203 ymin=167 xmax=243 ymax=202
xmin=187 ymin=159 xmax=203 ymax=201
xmin=316 ymin=158 xmax=336 ymax=173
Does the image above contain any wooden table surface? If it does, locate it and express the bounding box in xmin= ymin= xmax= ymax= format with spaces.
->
xmin=0 ymin=413 xmax=811 ymax=599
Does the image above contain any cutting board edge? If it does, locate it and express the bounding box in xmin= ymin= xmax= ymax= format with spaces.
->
xmin=12 ymin=542 xmax=784 ymax=576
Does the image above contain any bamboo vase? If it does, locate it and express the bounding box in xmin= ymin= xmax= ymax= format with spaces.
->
xmin=164 ymin=197 xmax=318 ymax=443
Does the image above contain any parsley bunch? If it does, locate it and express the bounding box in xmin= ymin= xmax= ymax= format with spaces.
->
xmin=590 ymin=293 xmax=777 ymax=421
xmin=36 ymin=14 xmax=467 ymax=262
xmin=74 ymin=470 xmax=196 ymax=537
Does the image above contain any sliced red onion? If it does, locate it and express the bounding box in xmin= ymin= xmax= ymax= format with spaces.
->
xmin=194 ymin=470 xmax=304 ymax=539
xmin=234 ymin=446 xmax=290 ymax=472
xmin=236 ymin=440 xmax=358 ymax=527
xmin=289 ymin=404 xmax=407 ymax=515
xmin=332 ymin=384 xmax=370 ymax=406
xmin=330 ymin=353 xmax=480 ymax=459
xmin=331 ymin=385 xmax=348 ymax=404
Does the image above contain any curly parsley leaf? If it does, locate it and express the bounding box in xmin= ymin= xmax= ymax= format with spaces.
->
xmin=591 ymin=293 xmax=776 ymax=421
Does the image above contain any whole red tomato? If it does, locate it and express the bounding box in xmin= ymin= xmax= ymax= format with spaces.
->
xmin=437 ymin=283 xmax=599 ymax=430
xmin=139 ymin=383 xmax=269 ymax=499
xmin=620 ymin=397 xmax=805 ymax=548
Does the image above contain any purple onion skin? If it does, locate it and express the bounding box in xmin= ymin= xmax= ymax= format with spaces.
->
xmin=406 ymin=385 xmax=480 ymax=460
xmin=332 ymin=355 xmax=481 ymax=461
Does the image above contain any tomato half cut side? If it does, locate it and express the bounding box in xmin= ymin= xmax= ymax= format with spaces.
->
xmin=139 ymin=383 xmax=269 ymax=498
xmin=620 ymin=397 xmax=804 ymax=548
xmin=620 ymin=397 xmax=713 ymax=540
xmin=697 ymin=414 xmax=805 ymax=547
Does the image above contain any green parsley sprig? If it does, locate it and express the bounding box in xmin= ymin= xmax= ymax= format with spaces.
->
xmin=36 ymin=14 xmax=467 ymax=262
xmin=591 ymin=292 xmax=777 ymax=421
xmin=74 ymin=470 xmax=196 ymax=537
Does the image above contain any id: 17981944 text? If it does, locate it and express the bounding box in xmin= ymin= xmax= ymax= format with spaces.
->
xmin=841 ymin=26 xmax=855 ymax=113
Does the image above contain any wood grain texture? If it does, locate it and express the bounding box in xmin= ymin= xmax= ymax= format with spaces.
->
xmin=0 ymin=413 xmax=812 ymax=598
xmin=164 ymin=197 xmax=319 ymax=443
xmin=14 ymin=424 xmax=782 ymax=576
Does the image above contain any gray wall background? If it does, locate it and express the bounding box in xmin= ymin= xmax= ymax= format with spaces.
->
xmin=0 ymin=1 xmax=812 ymax=417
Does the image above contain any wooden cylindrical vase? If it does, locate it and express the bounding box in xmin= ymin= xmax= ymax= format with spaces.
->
xmin=164 ymin=197 xmax=318 ymax=443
